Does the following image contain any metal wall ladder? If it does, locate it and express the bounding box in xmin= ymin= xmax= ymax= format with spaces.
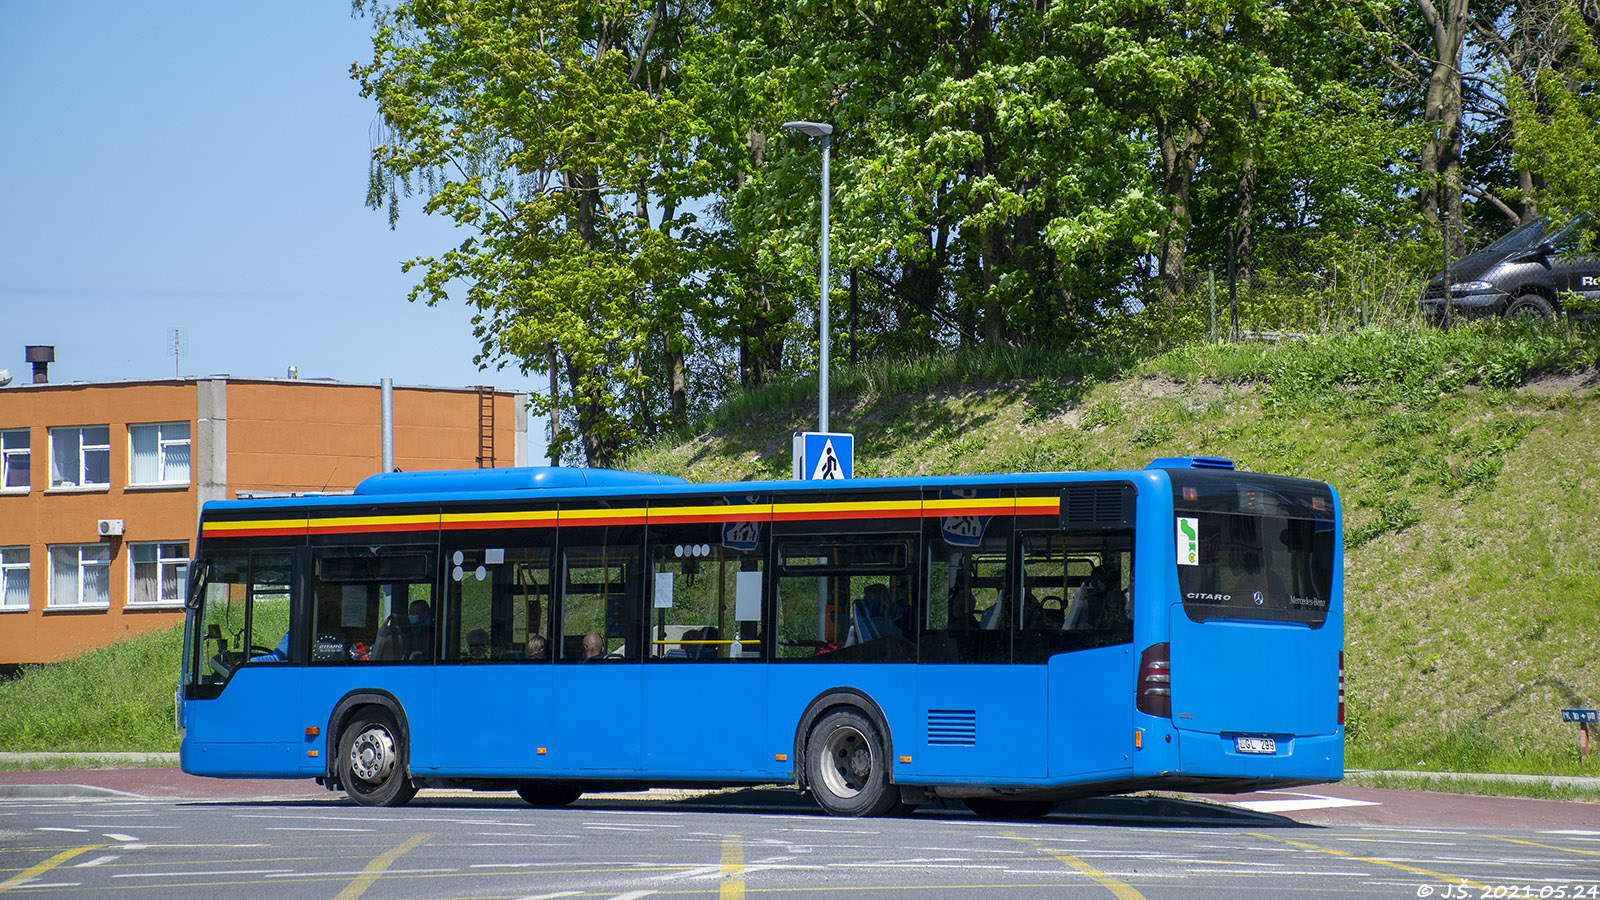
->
xmin=476 ymin=387 xmax=495 ymax=468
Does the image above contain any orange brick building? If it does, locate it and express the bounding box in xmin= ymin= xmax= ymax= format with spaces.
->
xmin=0 ymin=375 xmax=527 ymax=668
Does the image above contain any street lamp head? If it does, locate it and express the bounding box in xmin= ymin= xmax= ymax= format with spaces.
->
xmin=782 ymin=121 xmax=834 ymax=139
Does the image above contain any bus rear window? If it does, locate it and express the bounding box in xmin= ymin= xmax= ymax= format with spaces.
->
xmin=1171 ymin=471 xmax=1335 ymax=627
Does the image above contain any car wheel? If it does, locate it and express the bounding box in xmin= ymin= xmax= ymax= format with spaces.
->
xmin=1505 ymin=294 xmax=1555 ymax=323
xmin=339 ymin=708 xmax=417 ymax=807
xmin=805 ymin=709 xmax=904 ymax=817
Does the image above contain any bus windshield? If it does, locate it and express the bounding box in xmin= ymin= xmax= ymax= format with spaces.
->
xmin=1170 ymin=471 xmax=1335 ymax=627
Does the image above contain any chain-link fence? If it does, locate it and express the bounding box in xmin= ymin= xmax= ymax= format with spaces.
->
xmin=1170 ymin=229 xmax=1454 ymax=340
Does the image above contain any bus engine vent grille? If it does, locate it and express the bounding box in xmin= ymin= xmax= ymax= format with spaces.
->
xmin=927 ymin=709 xmax=978 ymax=746
xmin=1060 ymin=482 xmax=1134 ymax=531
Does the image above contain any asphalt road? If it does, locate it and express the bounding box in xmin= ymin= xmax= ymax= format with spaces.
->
xmin=2 ymin=774 xmax=1598 ymax=899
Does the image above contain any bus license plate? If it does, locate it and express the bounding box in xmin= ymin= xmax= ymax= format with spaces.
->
xmin=1235 ymin=736 xmax=1276 ymax=754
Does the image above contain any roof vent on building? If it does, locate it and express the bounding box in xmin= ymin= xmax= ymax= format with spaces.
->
xmin=25 ymin=346 xmax=54 ymax=384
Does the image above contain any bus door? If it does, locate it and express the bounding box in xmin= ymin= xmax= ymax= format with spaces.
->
xmin=1166 ymin=472 xmax=1341 ymax=775
xmin=640 ymin=504 xmax=769 ymax=775
xmin=182 ymin=549 xmax=303 ymax=776
xmin=299 ymin=544 xmax=440 ymax=775
xmin=915 ymin=493 xmax=1049 ymax=779
xmin=546 ymin=509 xmax=645 ymax=774
xmin=430 ymin=539 xmax=555 ymax=772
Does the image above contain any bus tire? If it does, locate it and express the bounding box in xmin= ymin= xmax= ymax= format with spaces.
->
xmin=516 ymin=782 xmax=583 ymax=807
xmin=339 ymin=708 xmax=417 ymax=807
xmin=805 ymin=709 xmax=902 ymax=817
xmin=964 ymin=797 xmax=1056 ymax=819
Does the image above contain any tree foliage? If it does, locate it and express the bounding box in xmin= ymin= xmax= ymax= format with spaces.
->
xmin=353 ymin=0 xmax=1597 ymax=465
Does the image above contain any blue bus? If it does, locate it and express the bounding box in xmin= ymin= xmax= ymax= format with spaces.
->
xmin=179 ymin=455 xmax=1343 ymax=817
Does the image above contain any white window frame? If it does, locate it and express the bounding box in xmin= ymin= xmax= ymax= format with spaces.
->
xmin=128 ymin=422 xmax=191 ymax=487
xmin=128 ymin=541 xmax=189 ymax=607
xmin=0 ymin=429 xmax=29 ymax=493
xmin=0 ymin=547 xmax=28 ymax=611
xmin=49 ymin=425 xmax=111 ymax=490
xmin=49 ymin=544 xmax=112 ymax=609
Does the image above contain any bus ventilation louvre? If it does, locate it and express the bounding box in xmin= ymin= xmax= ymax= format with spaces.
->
xmin=1136 ymin=643 xmax=1172 ymax=718
xmin=927 ymin=710 xmax=978 ymax=746
xmin=1060 ymin=483 xmax=1135 ymax=531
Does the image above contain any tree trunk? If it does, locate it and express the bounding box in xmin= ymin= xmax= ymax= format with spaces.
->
xmin=1158 ymin=115 xmax=1211 ymax=308
xmin=1417 ymin=0 xmax=1468 ymax=232
xmin=1234 ymin=101 xmax=1262 ymax=284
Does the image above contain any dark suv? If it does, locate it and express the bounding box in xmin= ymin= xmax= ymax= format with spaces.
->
xmin=1420 ymin=216 xmax=1600 ymax=322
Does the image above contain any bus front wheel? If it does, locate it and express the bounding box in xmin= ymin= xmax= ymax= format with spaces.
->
xmin=805 ymin=709 xmax=902 ymax=817
xmin=339 ymin=708 xmax=417 ymax=807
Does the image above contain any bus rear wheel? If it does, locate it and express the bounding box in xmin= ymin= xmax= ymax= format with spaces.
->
xmin=517 ymin=782 xmax=583 ymax=807
xmin=964 ymin=797 xmax=1056 ymax=819
xmin=339 ymin=708 xmax=417 ymax=807
xmin=805 ymin=709 xmax=902 ymax=817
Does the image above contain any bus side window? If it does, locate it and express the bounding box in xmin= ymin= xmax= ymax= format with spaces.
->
xmin=557 ymin=530 xmax=642 ymax=663
xmin=442 ymin=544 xmax=552 ymax=662
xmin=921 ymin=500 xmax=1011 ymax=665
xmin=310 ymin=549 xmax=436 ymax=663
xmin=645 ymin=517 xmax=764 ymax=662
xmin=1017 ymin=531 xmax=1134 ymax=663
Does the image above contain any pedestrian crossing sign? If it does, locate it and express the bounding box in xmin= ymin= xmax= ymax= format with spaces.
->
xmin=792 ymin=432 xmax=854 ymax=481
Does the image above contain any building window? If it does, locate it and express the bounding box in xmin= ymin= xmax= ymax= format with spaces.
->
xmin=1 ymin=430 xmax=28 ymax=492
xmin=49 ymin=544 xmax=111 ymax=608
xmin=1 ymin=548 xmax=28 ymax=610
xmin=49 ymin=426 xmax=111 ymax=489
xmin=130 ymin=542 xmax=189 ymax=606
xmin=129 ymin=423 xmax=191 ymax=486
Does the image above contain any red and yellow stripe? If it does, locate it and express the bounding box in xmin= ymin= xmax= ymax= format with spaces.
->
xmin=202 ymin=494 xmax=1063 ymax=540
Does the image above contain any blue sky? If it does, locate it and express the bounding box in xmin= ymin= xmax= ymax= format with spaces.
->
xmin=0 ymin=2 xmax=549 ymax=463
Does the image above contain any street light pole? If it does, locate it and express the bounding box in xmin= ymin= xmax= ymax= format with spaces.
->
xmin=783 ymin=120 xmax=834 ymax=434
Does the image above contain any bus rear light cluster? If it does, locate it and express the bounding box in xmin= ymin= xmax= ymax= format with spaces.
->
xmin=1136 ymin=643 xmax=1172 ymax=718
xmin=1337 ymin=650 xmax=1346 ymax=725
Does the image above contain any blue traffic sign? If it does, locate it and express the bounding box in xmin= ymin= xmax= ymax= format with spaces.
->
xmin=792 ymin=432 xmax=854 ymax=481
xmin=1561 ymin=709 xmax=1598 ymax=723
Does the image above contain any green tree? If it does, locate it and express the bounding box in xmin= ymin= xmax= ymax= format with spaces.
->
xmin=354 ymin=0 xmax=732 ymax=466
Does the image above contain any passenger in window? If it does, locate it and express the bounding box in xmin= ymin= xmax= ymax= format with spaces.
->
xmin=1064 ymin=562 xmax=1122 ymax=630
xmin=466 ymin=628 xmax=490 ymax=661
xmin=947 ymin=586 xmax=981 ymax=632
xmin=406 ymin=599 xmax=433 ymax=660
xmin=665 ymin=628 xmax=699 ymax=659
xmin=580 ymin=632 xmax=606 ymax=661
xmin=698 ymin=626 xmax=720 ymax=660
xmin=525 ymin=634 xmax=548 ymax=660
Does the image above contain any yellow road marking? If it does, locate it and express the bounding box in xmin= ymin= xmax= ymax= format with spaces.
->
xmin=1004 ymin=830 xmax=1145 ymax=899
xmin=721 ymin=833 xmax=745 ymax=900
xmin=1247 ymin=832 xmax=1485 ymax=888
xmin=331 ymin=832 xmax=430 ymax=900
xmin=1490 ymin=835 xmax=1600 ymax=857
xmin=0 ymin=844 xmax=107 ymax=893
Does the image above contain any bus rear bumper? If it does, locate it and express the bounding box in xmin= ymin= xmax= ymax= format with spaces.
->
xmin=1175 ymin=729 xmax=1344 ymax=784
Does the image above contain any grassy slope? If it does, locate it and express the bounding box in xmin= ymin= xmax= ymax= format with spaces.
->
xmin=0 ymin=624 xmax=181 ymax=752
xmin=630 ymin=327 xmax=1600 ymax=775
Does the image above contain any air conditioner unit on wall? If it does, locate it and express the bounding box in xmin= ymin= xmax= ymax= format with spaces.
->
xmin=97 ymin=519 xmax=125 ymax=537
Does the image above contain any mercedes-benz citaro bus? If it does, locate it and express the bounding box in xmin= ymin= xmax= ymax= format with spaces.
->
xmin=178 ymin=455 xmax=1343 ymax=817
